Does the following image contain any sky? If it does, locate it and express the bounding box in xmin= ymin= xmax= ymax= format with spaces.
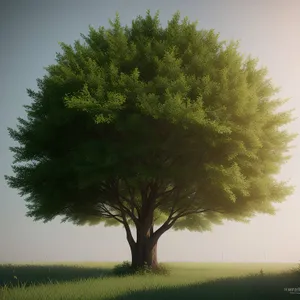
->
xmin=0 ymin=0 xmax=299 ymax=264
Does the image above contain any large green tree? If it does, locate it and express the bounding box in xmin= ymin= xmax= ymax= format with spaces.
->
xmin=5 ymin=11 xmax=295 ymax=269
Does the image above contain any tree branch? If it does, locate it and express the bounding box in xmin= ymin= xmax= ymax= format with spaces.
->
xmin=152 ymin=186 xmax=224 ymax=242
xmin=152 ymin=208 xmax=210 ymax=242
xmin=116 ymin=196 xmax=140 ymax=225
xmin=97 ymin=203 xmax=124 ymax=223
xmin=123 ymin=178 xmax=141 ymax=219
xmin=103 ymin=178 xmax=140 ymax=226
xmin=119 ymin=203 xmax=136 ymax=247
xmin=154 ymin=186 xmax=177 ymax=208
xmin=108 ymin=178 xmax=137 ymax=247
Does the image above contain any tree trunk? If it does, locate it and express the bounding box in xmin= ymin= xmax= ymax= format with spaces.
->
xmin=130 ymin=224 xmax=159 ymax=269
xmin=131 ymin=239 xmax=158 ymax=269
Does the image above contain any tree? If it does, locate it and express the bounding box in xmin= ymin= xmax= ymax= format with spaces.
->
xmin=5 ymin=11 xmax=296 ymax=269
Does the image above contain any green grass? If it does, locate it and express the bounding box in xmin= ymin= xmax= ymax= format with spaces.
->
xmin=0 ymin=262 xmax=299 ymax=299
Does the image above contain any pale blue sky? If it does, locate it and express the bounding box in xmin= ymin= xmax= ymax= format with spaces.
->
xmin=0 ymin=0 xmax=299 ymax=263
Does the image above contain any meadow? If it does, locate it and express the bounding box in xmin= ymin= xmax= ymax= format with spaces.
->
xmin=0 ymin=262 xmax=299 ymax=299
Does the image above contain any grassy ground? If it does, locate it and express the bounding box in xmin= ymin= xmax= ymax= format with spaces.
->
xmin=0 ymin=262 xmax=299 ymax=299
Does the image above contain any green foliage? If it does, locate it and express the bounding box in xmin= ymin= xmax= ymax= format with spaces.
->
xmin=112 ymin=261 xmax=170 ymax=276
xmin=112 ymin=261 xmax=133 ymax=276
xmin=5 ymin=10 xmax=296 ymax=235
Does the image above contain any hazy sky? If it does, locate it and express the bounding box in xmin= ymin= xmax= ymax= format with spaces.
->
xmin=0 ymin=0 xmax=299 ymax=263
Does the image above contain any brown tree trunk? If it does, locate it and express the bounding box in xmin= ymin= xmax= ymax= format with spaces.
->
xmin=130 ymin=224 xmax=159 ymax=269
xmin=131 ymin=239 xmax=158 ymax=269
xmin=149 ymin=242 xmax=158 ymax=268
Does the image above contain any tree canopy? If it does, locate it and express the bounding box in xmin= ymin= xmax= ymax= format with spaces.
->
xmin=5 ymin=11 xmax=296 ymax=268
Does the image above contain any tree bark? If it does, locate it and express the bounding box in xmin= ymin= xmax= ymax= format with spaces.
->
xmin=130 ymin=224 xmax=159 ymax=269
xmin=131 ymin=239 xmax=158 ymax=269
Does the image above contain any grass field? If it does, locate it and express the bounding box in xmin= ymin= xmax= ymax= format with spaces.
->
xmin=0 ymin=262 xmax=299 ymax=299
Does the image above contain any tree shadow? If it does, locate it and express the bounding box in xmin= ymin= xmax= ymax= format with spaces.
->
xmin=0 ymin=264 xmax=113 ymax=288
xmin=112 ymin=269 xmax=300 ymax=300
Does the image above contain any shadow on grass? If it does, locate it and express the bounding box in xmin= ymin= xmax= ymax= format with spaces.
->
xmin=113 ymin=269 xmax=300 ymax=300
xmin=0 ymin=264 xmax=113 ymax=288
